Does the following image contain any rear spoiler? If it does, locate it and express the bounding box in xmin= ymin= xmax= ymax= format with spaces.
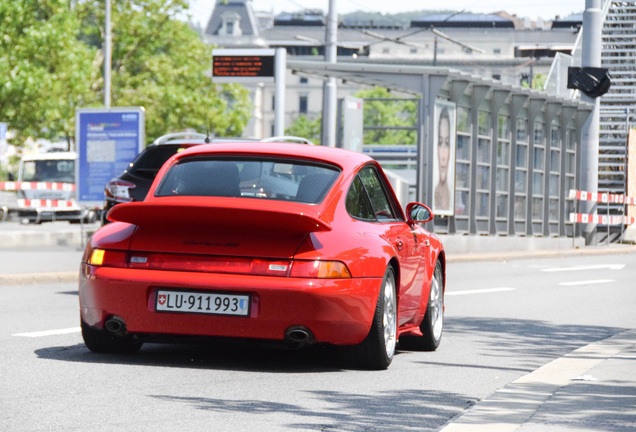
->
xmin=107 ymin=197 xmax=331 ymax=234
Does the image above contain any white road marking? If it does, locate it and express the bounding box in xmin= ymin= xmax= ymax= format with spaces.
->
xmin=13 ymin=327 xmax=81 ymax=338
xmin=542 ymin=264 xmax=625 ymax=272
xmin=447 ymin=287 xmax=515 ymax=296
xmin=559 ymin=279 xmax=615 ymax=286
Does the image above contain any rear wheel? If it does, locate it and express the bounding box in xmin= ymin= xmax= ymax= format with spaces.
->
xmin=400 ymin=260 xmax=444 ymax=351
xmin=348 ymin=267 xmax=397 ymax=370
xmin=81 ymin=320 xmax=142 ymax=354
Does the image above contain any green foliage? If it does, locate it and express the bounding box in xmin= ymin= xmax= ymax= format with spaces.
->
xmin=285 ymin=115 xmax=322 ymax=143
xmin=532 ymin=73 xmax=547 ymax=90
xmin=355 ymin=87 xmax=417 ymax=145
xmin=0 ymin=0 xmax=97 ymax=145
xmin=521 ymin=73 xmax=547 ymax=90
xmin=0 ymin=0 xmax=251 ymax=148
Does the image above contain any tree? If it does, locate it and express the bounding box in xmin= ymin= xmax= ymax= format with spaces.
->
xmin=0 ymin=0 xmax=252 ymax=150
xmin=354 ymin=87 xmax=417 ymax=145
xmin=76 ymin=0 xmax=251 ymax=140
xmin=0 ymin=0 xmax=97 ymax=147
xmin=285 ymin=115 xmax=322 ymax=143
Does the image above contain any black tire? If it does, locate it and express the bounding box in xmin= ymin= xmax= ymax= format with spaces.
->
xmin=84 ymin=210 xmax=97 ymax=224
xmin=400 ymin=260 xmax=444 ymax=351
xmin=348 ymin=267 xmax=397 ymax=370
xmin=81 ymin=320 xmax=142 ymax=354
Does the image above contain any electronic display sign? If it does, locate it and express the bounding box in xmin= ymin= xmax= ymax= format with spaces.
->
xmin=212 ymin=49 xmax=276 ymax=83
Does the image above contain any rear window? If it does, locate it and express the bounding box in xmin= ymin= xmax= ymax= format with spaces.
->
xmin=155 ymin=157 xmax=340 ymax=203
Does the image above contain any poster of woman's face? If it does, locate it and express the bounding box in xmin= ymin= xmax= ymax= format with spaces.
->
xmin=432 ymin=100 xmax=456 ymax=216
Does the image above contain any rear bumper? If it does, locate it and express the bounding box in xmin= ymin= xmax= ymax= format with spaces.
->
xmin=18 ymin=208 xmax=83 ymax=223
xmin=79 ymin=265 xmax=382 ymax=346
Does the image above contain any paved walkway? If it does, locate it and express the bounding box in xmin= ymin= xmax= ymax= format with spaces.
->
xmin=440 ymin=329 xmax=636 ymax=431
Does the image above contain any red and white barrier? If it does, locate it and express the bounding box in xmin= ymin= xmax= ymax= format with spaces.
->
xmin=0 ymin=181 xmax=79 ymax=210
xmin=17 ymin=199 xmax=77 ymax=209
xmin=569 ymin=213 xmax=636 ymax=225
xmin=569 ymin=189 xmax=636 ymax=226
xmin=0 ymin=181 xmax=76 ymax=192
xmin=568 ymin=189 xmax=636 ymax=205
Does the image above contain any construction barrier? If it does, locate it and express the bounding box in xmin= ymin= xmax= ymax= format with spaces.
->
xmin=17 ymin=199 xmax=77 ymax=208
xmin=569 ymin=213 xmax=636 ymax=225
xmin=0 ymin=181 xmax=76 ymax=192
xmin=568 ymin=189 xmax=636 ymax=205
xmin=0 ymin=181 xmax=78 ymax=209
xmin=0 ymin=180 xmax=89 ymax=223
xmin=569 ymin=189 xmax=636 ymax=226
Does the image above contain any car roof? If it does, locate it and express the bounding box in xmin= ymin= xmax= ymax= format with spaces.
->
xmin=170 ymin=141 xmax=373 ymax=172
xmin=20 ymin=152 xmax=77 ymax=161
xmin=151 ymin=132 xmax=315 ymax=146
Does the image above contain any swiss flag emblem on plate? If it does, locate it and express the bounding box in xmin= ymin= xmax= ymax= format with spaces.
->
xmin=158 ymin=294 xmax=167 ymax=305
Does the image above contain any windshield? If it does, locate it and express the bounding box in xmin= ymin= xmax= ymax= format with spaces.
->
xmin=21 ymin=159 xmax=75 ymax=183
xmin=155 ymin=157 xmax=340 ymax=203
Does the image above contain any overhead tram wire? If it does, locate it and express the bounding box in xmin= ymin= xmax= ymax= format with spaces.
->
xmin=358 ymin=9 xmax=488 ymax=66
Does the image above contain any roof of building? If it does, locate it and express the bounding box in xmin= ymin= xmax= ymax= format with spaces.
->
xmin=551 ymin=12 xmax=584 ymax=29
xmin=411 ymin=12 xmax=515 ymax=28
xmin=205 ymin=0 xmax=260 ymax=36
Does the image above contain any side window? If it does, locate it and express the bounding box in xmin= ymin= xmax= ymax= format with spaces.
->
xmin=346 ymin=176 xmax=375 ymax=220
xmin=358 ymin=167 xmax=396 ymax=220
xmin=346 ymin=166 xmax=399 ymax=221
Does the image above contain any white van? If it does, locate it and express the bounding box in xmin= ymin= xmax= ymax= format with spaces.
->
xmin=17 ymin=152 xmax=96 ymax=223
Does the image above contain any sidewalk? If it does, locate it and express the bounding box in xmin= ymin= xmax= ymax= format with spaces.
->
xmin=440 ymin=329 xmax=636 ymax=431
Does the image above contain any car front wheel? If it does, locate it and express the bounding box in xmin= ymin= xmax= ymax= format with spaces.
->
xmin=348 ymin=266 xmax=397 ymax=370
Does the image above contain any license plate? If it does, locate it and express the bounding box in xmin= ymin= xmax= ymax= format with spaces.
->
xmin=156 ymin=290 xmax=250 ymax=317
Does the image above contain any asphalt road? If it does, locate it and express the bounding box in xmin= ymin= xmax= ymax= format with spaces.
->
xmin=2 ymin=248 xmax=635 ymax=431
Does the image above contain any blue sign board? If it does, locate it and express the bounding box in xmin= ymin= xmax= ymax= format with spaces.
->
xmin=75 ymin=107 xmax=145 ymax=206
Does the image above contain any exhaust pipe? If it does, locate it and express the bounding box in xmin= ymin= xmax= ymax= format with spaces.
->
xmin=105 ymin=316 xmax=127 ymax=336
xmin=285 ymin=326 xmax=314 ymax=346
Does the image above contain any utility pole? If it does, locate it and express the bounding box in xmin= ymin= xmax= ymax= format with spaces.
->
xmin=104 ymin=0 xmax=112 ymax=108
xmin=580 ymin=0 xmax=602 ymax=245
xmin=321 ymin=0 xmax=337 ymax=147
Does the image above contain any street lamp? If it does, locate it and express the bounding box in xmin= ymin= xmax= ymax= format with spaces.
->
xmin=104 ymin=0 xmax=112 ymax=108
xmin=322 ymin=0 xmax=337 ymax=147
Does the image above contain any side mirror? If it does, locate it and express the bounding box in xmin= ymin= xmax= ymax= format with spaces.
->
xmin=6 ymin=172 xmax=15 ymax=181
xmin=406 ymin=202 xmax=434 ymax=224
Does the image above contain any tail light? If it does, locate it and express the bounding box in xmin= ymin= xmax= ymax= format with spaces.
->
xmin=105 ymin=179 xmax=136 ymax=203
xmin=290 ymin=260 xmax=352 ymax=278
xmin=88 ymin=251 xmax=352 ymax=279
xmin=86 ymin=248 xmax=128 ymax=267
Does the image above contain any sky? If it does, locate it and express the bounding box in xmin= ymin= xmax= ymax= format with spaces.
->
xmin=187 ymin=0 xmax=588 ymax=27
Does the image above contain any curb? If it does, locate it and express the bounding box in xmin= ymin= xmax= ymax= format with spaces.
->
xmin=0 ymin=271 xmax=78 ymax=285
xmin=446 ymin=243 xmax=636 ymax=262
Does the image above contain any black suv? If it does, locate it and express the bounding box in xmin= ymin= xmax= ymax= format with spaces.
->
xmin=101 ymin=132 xmax=313 ymax=223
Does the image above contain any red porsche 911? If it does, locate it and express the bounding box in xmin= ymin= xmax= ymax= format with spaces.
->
xmin=79 ymin=141 xmax=445 ymax=370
